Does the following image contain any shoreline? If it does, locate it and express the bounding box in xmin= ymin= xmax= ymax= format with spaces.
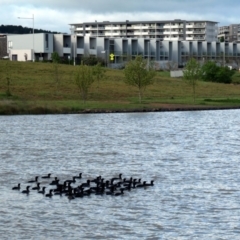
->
xmin=1 ymin=104 xmax=240 ymax=115
xmin=79 ymin=105 xmax=240 ymax=114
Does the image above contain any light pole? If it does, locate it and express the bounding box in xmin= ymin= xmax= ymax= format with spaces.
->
xmin=18 ymin=14 xmax=34 ymax=62
xmin=71 ymin=26 xmax=76 ymax=66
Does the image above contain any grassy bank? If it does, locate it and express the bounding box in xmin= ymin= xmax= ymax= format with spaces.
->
xmin=1 ymin=60 xmax=240 ymax=115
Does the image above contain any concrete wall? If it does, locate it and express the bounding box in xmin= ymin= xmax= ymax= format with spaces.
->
xmin=7 ymin=33 xmax=53 ymax=60
xmin=170 ymin=70 xmax=183 ymax=78
xmin=10 ymin=49 xmax=33 ymax=61
xmin=53 ymin=34 xmax=64 ymax=56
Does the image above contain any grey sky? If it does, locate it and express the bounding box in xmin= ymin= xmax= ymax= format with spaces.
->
xmin=0 ymin=0 xmax=239 ymax=33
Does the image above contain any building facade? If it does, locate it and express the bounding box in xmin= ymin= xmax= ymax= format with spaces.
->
xmin=218 ymin=24 xmax=240 ymax=42
xmin=70 ymin=20 xmax=218 ymax=42
xmin=7 ymin=33 xmax=53 ymax=61
xmin=6 ymin=34 xmax=240 ymax=68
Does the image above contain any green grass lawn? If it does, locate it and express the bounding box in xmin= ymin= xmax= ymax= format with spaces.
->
xmin=1 ymin=60 xmax=240 ymax=114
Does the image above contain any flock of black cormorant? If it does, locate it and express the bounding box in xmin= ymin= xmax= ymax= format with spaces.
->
xmin=12 ymin=173 xmax=154 ymax=199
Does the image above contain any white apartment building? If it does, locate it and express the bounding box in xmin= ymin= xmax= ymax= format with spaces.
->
xmin=70 ymin=20 xmax=218 ymax=42
xmin=7 ymin=34 xmax=240 ymax=68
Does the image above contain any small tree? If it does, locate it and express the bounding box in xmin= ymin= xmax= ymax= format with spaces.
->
xmin=75 ymin=63 xmax=95 ymax=103
xmin=219 ymin=36 xmax=225 ymax=42
xmin=93 ymin=62 xmax=106 ymax=91
xmin=2 ymin=61 xmax=12 ymax=96
xmin=51 ymin=52 xmax=61 ymax=93
xmin=183 ymin=58 xmax=201 ymax=103
xmin=51 ymin=52 xmax=60 ymax=63
xmin=124 ymin=55 xmax=156 ymax=103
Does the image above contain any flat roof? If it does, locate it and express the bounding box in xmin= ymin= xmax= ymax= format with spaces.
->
xmin=70 ymin=20 xmax=218 ymax=26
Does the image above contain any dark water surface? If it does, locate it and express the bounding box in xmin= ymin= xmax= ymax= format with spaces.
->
xmin=1 ymin=110 xmax=240 ymax=239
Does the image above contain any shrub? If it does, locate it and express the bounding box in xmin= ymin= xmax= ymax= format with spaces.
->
xmin=201 ymin=61 xmax=234 ymax=84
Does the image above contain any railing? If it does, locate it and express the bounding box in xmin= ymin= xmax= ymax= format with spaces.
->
xmin=193 ymin=37 xmax=205 ymax=40
xmin=192 ymin=31 xmax=205 ymax=34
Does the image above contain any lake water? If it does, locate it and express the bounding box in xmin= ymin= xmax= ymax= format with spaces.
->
xmin=1 ymin=110 xmax=240 ymax=239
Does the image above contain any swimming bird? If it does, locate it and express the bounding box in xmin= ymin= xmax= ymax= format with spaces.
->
xmin=90 ymin=175 xmax=102 ymax=184
xmin=32 ymin=182 xmax=41 ymax=190
xmin=106 ymin=186 xmax=115 ymax=195
xmin=49 ymin=177 xmax=59 ymax=185
xmin=114 ymin=188 xmax=124 ymax=196
xmin=27 ymin=176 xmax=38 ymax=183
xmin=136 ymin=181 xmax=146 ymax=188
xmin=12 ymin=183 xmax=21 ymax=190
xmin=111 ymin=173 xmax=122 ymax=183
xmin=41 ymin=173 xmax=51 ymax=179
xmin=54 ymin=189 xmax=63 ymax=196
xmin=73 ymin=173 xmax=82 ymax=179
xmin=38 ymin=187 xmax=46 ymax=194
xmin=123 ymin=177 xmax=133 ymax=184
xmin=45 ymin=189 xmax=53 ymax=197
xmin=80 ymin=180 xmax=91 ymax=188
xmin=22 ymin=186 xmax=30 ymax=194
xmin=65 ymin=176 xmax=77 ymax=184
xmin=144 ymin=180 xmax=154 ymax=186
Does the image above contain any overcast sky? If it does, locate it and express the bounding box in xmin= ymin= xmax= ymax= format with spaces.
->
xmin=1 ymin=0 xmax=240 ymax=33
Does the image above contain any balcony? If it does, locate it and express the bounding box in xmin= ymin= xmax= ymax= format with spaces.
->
xmin=171 ymin=25 xmax=184 ymax=28
xmin=193 ymin=37 xmax=205 ymax=40
xmin=141 ymin=25 xmax=150 ymax=29
xmin=126 ymin=32 xmax=135 ymax=35
xmin=89 ymin=49 xmax=97 ymax=55
xmin=192 ymin=31 xmax=205 ymax=34
xmin=63 ymin=47 xmax=71 ymax=54
xmin=77 ymin=48 xmax=84 ymax=54
xmin=155 ymin=26 xmax=164 ymax=29
xmin=186 ymin=24 xmax=205 ymax=28
xmin=193 ymin=24 xmax=206 ymax=28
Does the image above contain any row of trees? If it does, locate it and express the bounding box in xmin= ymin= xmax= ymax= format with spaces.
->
xmin=0 ymin=25 xmax=59 ymax=34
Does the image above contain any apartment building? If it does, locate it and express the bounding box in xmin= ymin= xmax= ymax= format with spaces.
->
xmin=6 ymin=33 xmax=240 ymax=68
xmin=70 ymin=20 xmax=218 ymax=42
xmin=218 ymin=24 xmax=240 ymax=42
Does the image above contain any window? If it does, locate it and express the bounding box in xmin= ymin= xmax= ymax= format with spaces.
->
xmin=45 ymin=34 xmax=49 ymax=49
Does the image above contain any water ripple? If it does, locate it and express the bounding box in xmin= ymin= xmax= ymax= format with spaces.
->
xmin=1 ymin=110 xmax=240 ymax=239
